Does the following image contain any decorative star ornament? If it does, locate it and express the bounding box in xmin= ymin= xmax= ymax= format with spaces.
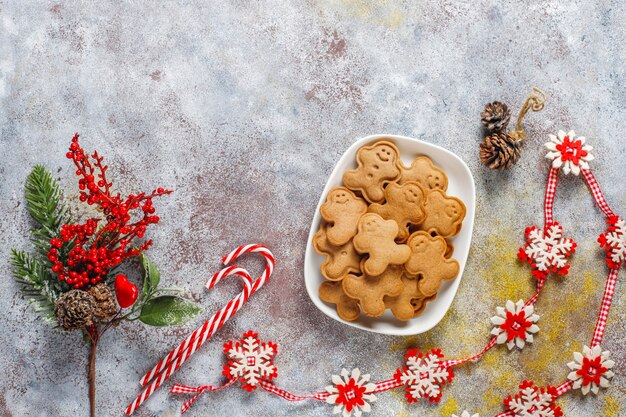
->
xmin=325 ymin=368 xmax=377 ymax=417
xmin=491 ymin=300 xmax=540 ymax=350
xmin=545 ymin=130 xmax=594 ymax=175
xmin=567 ymin=345 xmax=615 ymax=395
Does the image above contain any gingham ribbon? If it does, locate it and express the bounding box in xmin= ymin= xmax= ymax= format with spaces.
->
xmin=170 ymin=379 xmax=237 ymax=414
xmin=590 ymin=267 xmax=619 ymax=347
xmin=582 ymin=169 xmax=616 ymax=218
xmin=544 ymin=166 xmax=559 ymax=226
xmin=125 ymin=244 xmax=275 ymax=415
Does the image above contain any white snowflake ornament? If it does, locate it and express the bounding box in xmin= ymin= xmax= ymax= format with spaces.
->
xmin=545 ymin=130 xmax=594 ymax=175
xmin=394 ymin=348 xmax=454 ymax=403
xmin=599 ymin=216 xmax=626 ymax=269
xmin=222 ymin=330 xmax=278 ymax=391
xmin=567 ymin=345 xmax=615 ymax=395
xmin=518 ymin=222 xmax=576 ymax=280
xmin=325 ymin=368 xmax=377 ymax=417
xmin=504 ymin=381 xmax=563 ymax=417
xmin=491 ymin=300 xmax=540 ymax=350
xmin=451 ymin=412 xmax=480 ymax=417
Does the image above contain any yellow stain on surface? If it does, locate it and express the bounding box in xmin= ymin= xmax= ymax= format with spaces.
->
xmin=331 ymin=0 xmax=405 ymax=28
xmin=602 ymin=395 xmax=624 ymax=417
xmin=438 ymin=395 xmax=458 ymax=415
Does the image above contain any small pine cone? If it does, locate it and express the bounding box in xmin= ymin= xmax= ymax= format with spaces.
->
xmin=479 ymin=132 xmax=521 ymax=170
xmin=481 ymin=101 xmax=511 ymax=133
xmin=88 ymin=284 xmax=118 ymax=321
xmin=55 ymin=290 xmax=96 ymax=331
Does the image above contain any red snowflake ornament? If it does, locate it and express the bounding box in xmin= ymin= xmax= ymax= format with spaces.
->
xmin=504 ymin=381 xmax=563 ymax=417
xmin=598 ymin=216 xmax=626 ymax=269
xmin=394 ymin=348 xmax=454 ymax=403
xmin=518 ymin=222 xmax=576 ymax=280
xmin=223 ymin=331 xmax=278 ymax=391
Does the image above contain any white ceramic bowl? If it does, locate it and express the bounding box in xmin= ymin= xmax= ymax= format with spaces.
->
xmin=304 ymin=134 xmax=475 ymax=336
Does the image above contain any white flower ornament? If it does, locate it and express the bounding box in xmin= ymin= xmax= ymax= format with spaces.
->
xmin=325 ymin=368 xmax=377 ymax=417
xmin=491 ymin=300 xmax=540 ymax=350
xmin=567 ymin=345 xmax=615 ymax=395
xmin=452 ymin=412 xmax=480 ymax=417
xmin=545 ymin=130 xmax=594 ymax=175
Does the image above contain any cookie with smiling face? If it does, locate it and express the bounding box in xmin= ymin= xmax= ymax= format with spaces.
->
xmin=419 ymin=190 xmax=465 ymax=238
xmin=343 ymin=140 xmax=401 ymax=203
xmin=368 ymin=181 xmax=426 ymax=242
xmin=405 ymin=231 xmax=459 ymax=296
xmin=320 ymin=187 xmax=368 ymax=246
xmin=398 ymin=156 xmax=448 ymax=192
xmin=313 ymin=224 xmax=362 ymax=281
xmin=352 ymin=213 xmax=411 ymax=276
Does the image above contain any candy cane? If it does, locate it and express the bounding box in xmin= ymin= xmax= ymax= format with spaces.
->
xmin=125 ymin=244 xmax=274 ymax=415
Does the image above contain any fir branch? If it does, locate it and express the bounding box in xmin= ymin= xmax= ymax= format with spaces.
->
xmin=11 ymin=249 xmax=59 ymax=323
xmin=25 ymin=165 xmax=70 ymax=258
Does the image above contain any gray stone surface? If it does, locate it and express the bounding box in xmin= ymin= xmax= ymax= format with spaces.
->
xmin=1 ymin=1 xmax=625 ymax=416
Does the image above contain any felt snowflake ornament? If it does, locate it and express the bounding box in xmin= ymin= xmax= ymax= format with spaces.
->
xmin=394 ymin=348 xmax=454 ymax=403
xmin=598 ymin=216 xmax=626 ymax=269
xmin=567 ymin=345 xmax=615 ymax=395
xmin=490 ymin=300 xmax=540 ymax=350
xmin=222 ymin=330 xmax=278 ymax=391
xmin=545 ymin=130 xmax=594 ymax=175
xmin=451 ymin=412 xmax=480 ymax=417
xmin=504 ymin=381 xmax=563 ymax=417
xmin=325 ymin=368 xmax=377 ymax=417
xmin=518 ymin=223 xmax=576 ymax=280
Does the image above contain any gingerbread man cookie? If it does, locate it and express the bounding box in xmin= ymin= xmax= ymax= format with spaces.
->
xmin=320 ymin=187 xmax=368 ymax=246
xmin=420 ymin=190 xmax=465 ymax=238
xmin=313 ymin=225 xmax=361 ymax=281
xmin=384 ymin=275 xmax=424 ymax=321
xmin=405 ymin=231 xmax=459 ymax=296
xmin=399 ymin=156 xmax=448 ymax=191
xmin=343 ymin=141 xmax=401 ymax=203
xmin=319 ymin=281 xmax=361 ymax=321
xmin=353 ymin=213 xmax=411 ymax=276
xmin=368 ymin=181 xmax=426 ymax=242
xmin=342 ymin=265 xmax=404 ymax=317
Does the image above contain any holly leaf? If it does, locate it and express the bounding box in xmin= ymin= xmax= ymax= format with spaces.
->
xmin=140 ymin=253 xmax=160 ymax=298
xmin=139 ymin=296 xmax=201 ymax=326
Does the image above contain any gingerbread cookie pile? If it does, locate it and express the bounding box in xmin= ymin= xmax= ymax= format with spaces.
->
xmin=315 ymin=140 xmax=466 ymax=321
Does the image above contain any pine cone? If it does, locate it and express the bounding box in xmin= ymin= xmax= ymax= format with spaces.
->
xmin=479 ymin=133 xmax=521 ymax=170
xmin=88 ymin=284 xmax=118 ymax=321
xmin=55 ymin=290 xmax=96 ymax=330
xmin=481 ymin=101 xmax=511 ymax=133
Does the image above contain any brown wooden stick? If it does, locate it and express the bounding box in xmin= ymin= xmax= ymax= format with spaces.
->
xmin=88 ymin=326 xmax=99 ymax=417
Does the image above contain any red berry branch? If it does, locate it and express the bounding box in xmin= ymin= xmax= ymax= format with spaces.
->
xmin=48 ymin=133 xmax=172 ymax=289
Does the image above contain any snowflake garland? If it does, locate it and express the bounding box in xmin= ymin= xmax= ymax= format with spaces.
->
xmin=598 ymin=216 xmax=626 ymax=269
xmin=394 ymin=348 xmax=454 ymax=403
xmin=325 ymin=368 xmax=377 ymax=417
xmin=490 ymin=300 xmax=540 ymax=350
xmin=567 ymin=345 xmax=615 ymax=395
xmin=222 ymin=330 xmax=278 ymax=391
xmin=545 ymin=130 xmax=594 ymax=175
xmin=504 ymin=381 xmax=563 ymax=417
xmin=518 ymin=222 xmax=576 ymax=280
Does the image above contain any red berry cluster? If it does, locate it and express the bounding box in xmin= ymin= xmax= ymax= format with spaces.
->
xmin=48 ymin=133 xmax=172 ymax=289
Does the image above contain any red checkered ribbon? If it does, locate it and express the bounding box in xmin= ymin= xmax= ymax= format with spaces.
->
xmin=170 ymin=379 xmax=237 ymax=414
xmin=590 ymin=267 xmax=619 ymax=347
xmin=544 ymin=167 xmax=559 ymax=226
xmin=582 ymin=169 xmax=616 ymax=218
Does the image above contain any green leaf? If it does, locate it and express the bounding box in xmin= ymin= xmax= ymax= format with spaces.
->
xmin=140 ymin=253 xmax=160 ymax=298
xmin=138 ymin=296 xmax=201 ymax=327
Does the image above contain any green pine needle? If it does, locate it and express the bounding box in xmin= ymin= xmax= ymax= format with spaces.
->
xmin=11 ymin=165 xmax=71 ymax=324
xmin=11 ymin=249 xmax=58 ymax=323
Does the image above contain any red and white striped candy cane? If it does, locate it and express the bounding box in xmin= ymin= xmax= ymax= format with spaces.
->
xmin=125 ymin=244 xmax=274 ymax=415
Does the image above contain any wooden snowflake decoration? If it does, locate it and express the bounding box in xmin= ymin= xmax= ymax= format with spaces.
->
xmin=394 ymin=348 xmax=454 ymax=403
xmin=222 ymin=330 xmax=278 ymax=391
xmin=598 ymin=216 xmax=626 ymax=269
xmin=504 ymin=381 xmax=563 ymax=417
xmin=518 ymin=222 xmax=576 ymax=280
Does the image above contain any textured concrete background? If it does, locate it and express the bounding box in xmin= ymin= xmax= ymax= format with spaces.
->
xmin=1 ymin=1 xmax=625 ymax=416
